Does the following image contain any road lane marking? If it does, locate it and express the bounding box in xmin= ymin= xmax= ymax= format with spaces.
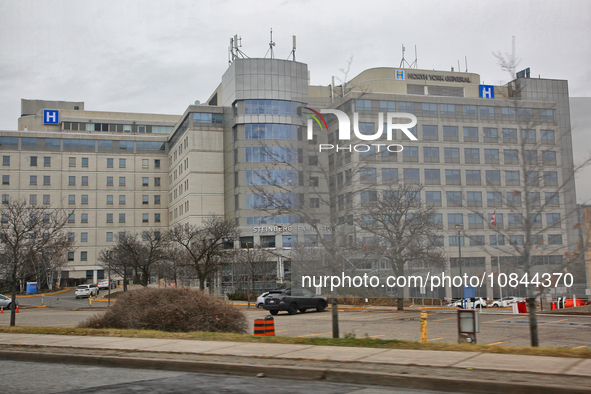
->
xmin=572 ymin=346 xmax=587 ymax=349
xmin=427 ymin=337 xmax=443 ymax=342
xmin=296 ymin=332 xmax=332 ymax=338
xmin=539 ymin=318 xmax=569 ymax=326
xmin=487 ymin=341 xmax=509 ymax=346
xmin=432 ymin=317 xmax=456 ymax=322
xmin=387 ymin=314 xmax=420 ymax=321
xmin=482 ymin=316 xmax=527 ymax=324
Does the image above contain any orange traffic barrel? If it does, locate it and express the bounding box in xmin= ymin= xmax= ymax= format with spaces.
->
xmin=264 ymin=315 xmax=275 ymax=336
xmin=254 ymin=318 xmax=266 ymax=336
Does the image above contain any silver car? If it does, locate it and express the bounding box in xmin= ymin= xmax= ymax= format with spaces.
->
xmin=256 ymin=292 xmax=270 ymax=308
xmin=0 ymin=294 xmax=17 ymax=310
xmin=75 ymin=284 xmax=99 ymax=299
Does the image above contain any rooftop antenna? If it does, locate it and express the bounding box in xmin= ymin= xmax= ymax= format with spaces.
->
xmin=229 ymin=34 xmax=249 ymax=65
xmin=264 ymin=28 xmax=276 ymax=59
xmin=287 ymin=35 xmax=296 ymax=61
xmin=465 ymin=56 xmax=468 ymax=72
xmin=399 ymin=44 xmax=417 ymax=69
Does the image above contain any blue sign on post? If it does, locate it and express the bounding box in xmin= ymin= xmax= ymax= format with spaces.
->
xmin=464 ymin=286 xmax=475 ymax=298
xmin=43 ymin=110 xmax=59 ymax=124
xmin=479 ymin=85 xmax=494 ymax=99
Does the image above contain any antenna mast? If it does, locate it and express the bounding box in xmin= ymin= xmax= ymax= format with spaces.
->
xmin=287 ymin=35 xmax=296 ymax=61
xmin=229 ymin=34 xmax=249 ymax=65
xmin=399 ymin=44 xmax=417 ymax=69
xmin=264 ymin=28 xmax=276 ymax=59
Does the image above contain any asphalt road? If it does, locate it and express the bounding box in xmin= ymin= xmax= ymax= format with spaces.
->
xmin=0 ymin=360 xmax=450 ymax=394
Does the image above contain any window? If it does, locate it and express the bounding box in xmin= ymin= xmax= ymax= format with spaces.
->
xmin=489 ymin=212 xmax=503 ymax=229
xmin=30 ymin=175 xmax=37 ymax=185
xmin=68 ymin=252 xmax=74 ymax=261
xmin=81 ymin=176 xmax=88 ymax=186
xmin=545 ymin=192 xmax=559 ymax=206
xmin=355 ymin=99 xmax=372 ymax=111
xmin=1 ymin=194 xmax=9 ymax=204
xmin=143 ymin=195 xmax=149 ymax=205
xmin=483 ymin=128 xmax=498 ymax=143
xmin=506 ymin=191 xmax=521 ymax=206
xmin=69 ymin=157 xmax=76 ymax=167
xmin=68 ymin=195 xmax=75 ymax=205
xmin=486 ymin=170 xmax=501 ymax=186
xmin=510 ymin=235 xmax=524 ymax=245
xmin=508 ymin=213 xmax=523 ymax=229
xmin=107 ymin=158 xmax=113 ymax=168
xmin=444 ymin=147 xmax=459 ymax=163
xmin=240 ymin=236 xmax=254 ymax=248
xmin=465 ymin=170 xmax=481 ymax=186
xmin=449 ymin=236 xmax=464 ymax=247
xmin=154 ymin=159 xmax=161 ymax=168
xmin=68 ymin=176 xmax=75 ymax=186
xmin=422 ymin=125 xmax=438 ymax=141
xmin=154 ymin=177 xmax=161 ymax=187
xmin=502 ymin=107 xmax=515 ymax=117
xmin=440 ymin=104 xmax=455 ymax=115
xmin=282 ymin=235 xmax=295 ymax=248
xmin=29 ymin=194 xmax=37 ymax=205
xmin=522 ymin=129 xmax=536 ymax=142
xmin=119 ymin=177 xmax=126 ymax=186
xmin=541 ymin=130 xmax=555 ymax=145
xmin=463 ymin=127 xmax=478 ymax=142
xmin=423 ymin=147 xmax=439 ymax=163
xmin=107 ymin=177 xmax=113 ymax=186
xmin=106 ymin=213 xmax=113 ymax=223
xmin=503 ymin=128 xmax=517 ymax=142
xmin=308 ymin=155 xmax=318 ymax=166
xmin=466 ymin=192 xmax=482 ymax=207
xmin=43 ymin=195 xmax=50 ymax=205
xmin=106 ymin=232 xmax=113 ymax=242
xmin=106 ymin=195 xmax=113 ymax=205
xmin=447 ymin=191 xmax=462 ymax=207
xmin=403 ymin=146 xmax=418 ymax=162
xmin=544 ymin=171 xmax=558 ymax=186
xmin=44 ymin=157 xmax=51 ymax=167
xmin=445 ymin=169 xmax=461 ymax=185
xmin=119 ymin=158 xmax=126 ymax=168
xmin=422 ymin=103 xmax=437 ymax=114
xmin=68 ymin=214 xmax=75 ymax=223
xmin=82 ymin=157 xmax=88 ymax=167
xmin=119 ymin=195 xmax=126 ymax=205
xmin=547 ymin=213 xmax=561 ymax=227
xmin=68 ymin=232 xmax=75 ymax=243
xmin=360 ymin=191 xmax=378 ymax=202
xmin=142 ymin=213 xmax=149 ymax=223
xmin=81 ymin=195 xmax=88 ymax=205
xmin=464 ymin=148 xmax=480 ymax=164
xmin=155 ymin=213 xmax=161 ymax=223
xmin=379 ymin=101 xmax=396 ymax=111
xmin=81 ymin=214 xmax=88 ymax=223
xmin=260 ymin=235 xmax=276 ymax=248
xmin=504 ymin=149 xmax=519 ymax=165
xmin=469 ymin=235 xmax=485 ymax=246
xmin=80 ymin=252 xmax=87 ymax=261
xmin=119 ymin=213 xmax=126 ymax=223
xmin=2 ymin=156 xmax=9 ymax=166
xmin=484 ymin=149 xmax=499 ymax=164
xmin=506 ymin=171 xmax=520 ymax=186
xmin=524 ymin=150 xmax=537 ymax=164
xmin=540 ymin=109 xmax=554 ymax=120
xmin=448 ymin=213 xmax=463 ymax=228
xmin=2 ymin=175 xmax=9 ymax=185
xmin=443 ymin=126 xmax=458 ymax=141
xmin=425 ymin=191 xmax=442 ymax=207
xmin=154 ymin=195 xmax=161 ymax=205
xmin=30 ymin=156 xmax=37 ymax=166
xmin=403 ymin=168 xmax=419 ymax=184
xmin=81 ymin=233 xmax=88 ymax=242
xmin=424 ymin=169 xmax=440 ymax=185
xmin=490 ymin=235 xmax=505 ymax=246
xmin=463 ymin=105 xmax=477 ymax=116
xmin=142 ymin=159 xmax=149 ymax=169
xmin=548 ymin=235 xmax=562 ymax=245
xmin=399 ymin=102 xmax=415 ymax=112
xmin=542 ymin=150 xmax=557 ymax=165
xmin=526 ymin=171 xmax=539 ymax=186
xmin=519 ymin=108 xmax=533 ymax=118
xmin=381 ymin=168 xmax=398 ymax=183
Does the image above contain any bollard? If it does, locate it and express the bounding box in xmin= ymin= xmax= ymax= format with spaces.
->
xmin=420 ymin=310 xmax=427 ymax=343
xmin=89 ymin=297 xmax=92 ymax=307
xmin=264 ymin=315 xmax=275 ymax=336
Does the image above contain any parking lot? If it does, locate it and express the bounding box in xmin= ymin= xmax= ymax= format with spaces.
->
xmin=3 ymin=289 xmax=590 ymax=349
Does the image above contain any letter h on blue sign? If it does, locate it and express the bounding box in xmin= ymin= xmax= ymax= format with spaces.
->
xmin=44 ymin=110 xmax=59 ymax=125
xmin=479 ymin=85 xmax=494 ymax=99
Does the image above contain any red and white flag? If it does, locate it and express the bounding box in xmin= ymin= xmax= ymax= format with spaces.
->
xmin=490 ymin=210 xmax=497 ymax=226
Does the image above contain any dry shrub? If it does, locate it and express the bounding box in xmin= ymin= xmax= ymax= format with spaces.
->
xmin=79 ymin=287 xmax=247 ymax=333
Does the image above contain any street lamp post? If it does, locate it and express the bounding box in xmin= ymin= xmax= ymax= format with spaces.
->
xmin=455 ymin=224 xmax=463 ymax=300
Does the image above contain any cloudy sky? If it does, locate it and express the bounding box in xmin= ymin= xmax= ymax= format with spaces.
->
xmin=1 ymin=1 xmax=590 ymax=197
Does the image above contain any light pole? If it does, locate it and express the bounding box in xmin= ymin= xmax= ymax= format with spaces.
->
xmin=455 ymin=224 xmax=463 ymax=300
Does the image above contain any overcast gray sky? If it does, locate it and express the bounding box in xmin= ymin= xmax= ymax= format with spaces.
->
xmin=1 ymin=0 xmax=590 ymax=197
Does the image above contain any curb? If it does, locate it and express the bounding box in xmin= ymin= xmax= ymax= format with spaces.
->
xmin=0 ymin=349 xmax=588 ymax=394
xmin=18 ymin=288 xmax=74 ymax=298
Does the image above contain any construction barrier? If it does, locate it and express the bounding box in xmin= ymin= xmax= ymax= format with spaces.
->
xmin=254 ymin=315 xmax=275 ymax=336
xmin=517 ymin=301 xmax=527 ymax=314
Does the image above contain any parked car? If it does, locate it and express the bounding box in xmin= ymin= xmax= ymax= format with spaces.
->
xmin=448 ymin=297 xmax=487 ymax=308
xmin=75 ymin=284 xmax=99 ymax=299
xmin=0 ymin=294 xmax=17 ymax=310
xmin=256 ymin=292 xmax=270 ymax=308
xmin=490 ymin=296 xmax=525 ymax=308
xmin=264 ymin=288 xmax=327 ymax=315
xmin=97 ymin=280 xmax=116 ymax=290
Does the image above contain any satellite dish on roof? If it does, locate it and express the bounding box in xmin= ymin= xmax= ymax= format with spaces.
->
xmin=194 ymin=100 xmax=201 ymax=105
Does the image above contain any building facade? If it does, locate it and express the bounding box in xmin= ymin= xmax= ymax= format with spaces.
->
xmin=1 ymin=57 xmax=585 ymax=299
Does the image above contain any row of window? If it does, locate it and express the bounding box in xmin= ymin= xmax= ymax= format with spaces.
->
xmin=244 ymin=124 xmax=303 ymax=140
xmin=0 ymin=137 xmax=165 ymax=152
xmin=2 ymin=175 xmax=162 ymax=187
xmin=447 ymin=233 xmax=563 ymax=247
xmin=355 ymin=99 xmax=555 ymax=120
xmin=2 ymin=156 xmax=162 ymax=169
xmin=351 ymin=168 xmax=558 ymax=187
xmin=243 ymin=100 xmax=303 ymax=116
xmin=63 ymin=122 xmax=174 ymax=134
xmin=66 ymin=212 xmax=162 ymax=224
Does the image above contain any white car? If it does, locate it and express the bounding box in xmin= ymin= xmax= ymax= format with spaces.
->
xmin=256 ymin=292 xmax=270 ymax=308
xmin=490 ymin=296 xmax=525 ymax=308
xmin=97 ymin=280 xmax=116 ymax=290
xmin=449 ymin=298 xmax=487 ymax=308
xmin=75 ymin=284 xmax=99 ymax=299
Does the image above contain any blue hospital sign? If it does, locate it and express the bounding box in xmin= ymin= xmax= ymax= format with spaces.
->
xmin=479 ymin=85 xmax=494 ymax=99
xmin=395 ymin=70 xmax=405 ymax=80
xmin=43 ymin=110 xmax=59 ymax=124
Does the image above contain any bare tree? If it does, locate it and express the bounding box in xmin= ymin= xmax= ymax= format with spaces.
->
xmin=355 ymin=184 xmax=447 ymax=310
xmin=233 ymin=244 xmax=276 ymax=307
xmin=0 ymin=199 xmax=72 ymax=326
xmin=167 ymin=216 xmax=238 ymax=292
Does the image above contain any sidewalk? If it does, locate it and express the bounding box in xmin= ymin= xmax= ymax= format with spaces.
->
xmin=0 ymin=333 xmax=589 ymax=393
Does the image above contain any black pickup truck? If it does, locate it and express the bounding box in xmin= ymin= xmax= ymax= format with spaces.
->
xmin=263 ymin=288 xmax=327 ymax=315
